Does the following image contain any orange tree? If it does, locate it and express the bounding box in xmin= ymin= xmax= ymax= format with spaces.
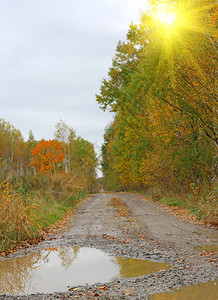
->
xmin=31 ymin=140 xmax=64 ymax=174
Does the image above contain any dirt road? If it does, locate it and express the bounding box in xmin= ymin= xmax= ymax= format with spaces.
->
xmin=1 ymin=193 xmax=217 ymax=299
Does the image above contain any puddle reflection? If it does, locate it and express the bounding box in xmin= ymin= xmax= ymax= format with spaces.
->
xmin=150 ymin=280 xmax=218 ymax=300
xmin=0 ymin=246 xmax=172 ymax=295
xmin=117 ymin=257 xmax=171 ymax=278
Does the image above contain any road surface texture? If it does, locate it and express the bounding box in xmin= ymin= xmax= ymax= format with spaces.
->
xmin=0 ymin=193 xmax=217 ymax=299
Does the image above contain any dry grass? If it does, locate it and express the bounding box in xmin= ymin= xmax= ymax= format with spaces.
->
xmin=0 ymin=173 xmax=89 ymax=253
xmin=150 ymin=183 xmax=218 ymax=227
xmin=0 ymin=178 xmax=39 ymax=251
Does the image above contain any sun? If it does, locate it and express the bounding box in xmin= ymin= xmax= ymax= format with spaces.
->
xmin=157 ymin=11 xmax=176 ymax=26
xmin=154 ymin=4 xmax=177 ymax=27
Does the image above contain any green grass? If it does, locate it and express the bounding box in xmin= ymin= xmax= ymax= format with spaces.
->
xmin=30 ymin=191 xmax=88 ymax=230
xmin=0 ymin=187 xmax=88 ymax=253
xmin=160 ymin=197 xmax=182 ymax=207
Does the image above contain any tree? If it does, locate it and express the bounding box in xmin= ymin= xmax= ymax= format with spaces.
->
xmin=71 ymin=137 xmax=98 ymax=192
xmin=97 ymin=0 xmax=217 ymax=192
xmin=0 ymin=118 xmax=25 ymax=175
xmin=31 ymin=140 xmax=65 ymax=174
xmin=54 ymin=120 xmax=76 ymax=173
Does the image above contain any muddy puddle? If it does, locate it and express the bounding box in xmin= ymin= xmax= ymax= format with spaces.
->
xmin=150 ymin=279 xmax=218 ymax=300
xmin=194 ymin=244 xmax=218 ymax=253
xmin=0 ymin=246 xmax=172 ymax=295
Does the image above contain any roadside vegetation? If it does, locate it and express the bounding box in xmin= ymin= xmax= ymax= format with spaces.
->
xmin=0 ymin=119 xmax=98 ymax=252
xmin=97 ymin=0 xmax=217 ymax=225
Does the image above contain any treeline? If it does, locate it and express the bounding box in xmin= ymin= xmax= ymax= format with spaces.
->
xmin=0 ymin=118 xmax=97 ymax=191
xmin=0 ymin=118 xmax=98 ymax=251
xmin=97 ymin=0 xmax=217 ymax=221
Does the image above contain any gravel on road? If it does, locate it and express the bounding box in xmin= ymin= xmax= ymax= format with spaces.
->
xmin=0 ymin=193 xmax=217 ymax=299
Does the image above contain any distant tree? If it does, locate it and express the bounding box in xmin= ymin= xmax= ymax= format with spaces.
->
xmin=31 ymin=140 xmax=64 ymax=174
xmin=71 ymin=137 xmax=98 ymax=191
xmin=54 ymin=119 xmax=76 ymax=173
xmin=0 ymin=118 xmax=25 ymax=175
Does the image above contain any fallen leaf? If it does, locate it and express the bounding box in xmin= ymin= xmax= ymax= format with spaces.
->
xmin=98 ymin=286 xmax=108 ymax=290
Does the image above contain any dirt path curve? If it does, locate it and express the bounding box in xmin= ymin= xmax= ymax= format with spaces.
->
xmin=1 ymin=193 xmax=217 ymax=299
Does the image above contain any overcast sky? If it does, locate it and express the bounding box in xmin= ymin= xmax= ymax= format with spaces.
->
xmin=0 ymin=0 xmax=150 ymax=150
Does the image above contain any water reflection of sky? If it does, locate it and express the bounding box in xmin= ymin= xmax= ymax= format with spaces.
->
xmin=0 ymin=246 xmax=171 ymax=295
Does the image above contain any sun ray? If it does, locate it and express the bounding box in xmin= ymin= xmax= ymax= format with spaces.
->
xmin=154 ymin=4 xmax=177 ymax=27
xmin=147 ymin=0 xmax=216 ymax=38
xmin=139 ymin=0 xmax=217 ymax=102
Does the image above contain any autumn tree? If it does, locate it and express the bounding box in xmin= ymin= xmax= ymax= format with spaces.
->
xmin=101 ymin=121 xmax=121 ymax=190
xmin=97 ymin=0 xmax=217 ymax=192
xmin=31 ymin=140 xmax=65 ymax=174
xmin=0 ymin=118 xmax=26 ymax=176
xmin=54 ymin=120 xmax=98 ymax=191
xmin=71 ymin=137 xmax=98 ymax=192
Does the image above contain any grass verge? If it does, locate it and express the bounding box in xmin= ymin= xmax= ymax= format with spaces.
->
xmin=0 ymin=177 xmax=87 ymax=253
xmin=149 ymin=184 xmax=218 ymax=226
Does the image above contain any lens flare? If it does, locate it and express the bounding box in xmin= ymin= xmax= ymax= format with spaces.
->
xmin=155 ymin=5 xmax=177 ymax=26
